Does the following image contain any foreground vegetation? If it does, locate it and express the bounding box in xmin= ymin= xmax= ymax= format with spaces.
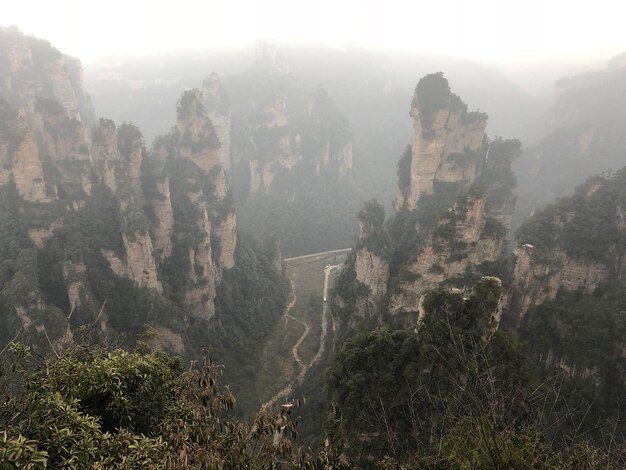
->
xmin=2 ymin=278 xmax=623 ymax=468
xmin=326 ymin=279 xmax=625 ymax=469
xmin=0 ymin=341 xmax=341 ymax=469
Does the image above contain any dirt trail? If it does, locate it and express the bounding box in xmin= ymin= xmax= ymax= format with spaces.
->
xmin=261 ymin=263 xmax=340 ymax=409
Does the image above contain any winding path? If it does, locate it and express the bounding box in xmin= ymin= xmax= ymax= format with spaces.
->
xmin=261 ymin=262 xmax=341 ymax=409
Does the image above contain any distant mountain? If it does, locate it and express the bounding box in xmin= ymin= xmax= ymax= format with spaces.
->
xmin=514 ymin=52 xmax=626 ymax=227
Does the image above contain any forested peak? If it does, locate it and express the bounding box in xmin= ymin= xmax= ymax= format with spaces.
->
xmin=117 ymin=122 xmax=144 ymax=157
xmin=515 ymin=167 xmax=626 ymax=265
xmin=411 ymin=72 xmax=487 ymax=129
xmin=176 ymin=89 xmax=207 ymax=122
xmin=357 ymin=199 xmax=385 ymax=236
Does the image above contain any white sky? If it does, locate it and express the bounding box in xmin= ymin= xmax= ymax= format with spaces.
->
xmin=3 ymin=0 xmax=625 ymax=65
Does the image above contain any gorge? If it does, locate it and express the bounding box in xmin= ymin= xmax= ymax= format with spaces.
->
xmin=0 ymin=24 xmax=625 ymax=469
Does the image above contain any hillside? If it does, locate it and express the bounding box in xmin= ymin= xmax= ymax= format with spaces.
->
xmin=0 ymin=27 xmax=288 ymax=414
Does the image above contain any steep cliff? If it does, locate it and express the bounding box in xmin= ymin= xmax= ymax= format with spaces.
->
xmin=395 ymin=73 xmax=487 ymax=210
xmin=508 ymin=171 xmax=626 ymax=322
xmin=332 ymin=75 xmax=518 ymax=325
xmin=232 ymin=72 xmax=353 ymax=195
xmin=354 ymin=200 xmax=390 ymax=303
xmin=203 ymin=73 xmax=231 ymax=170
xmin=0 ymin=29 xmax=245 ymax=346
xmin=510 ymin=172 xmax=626 ymax=417
xmin=174 ymin=89 xmax=221 ymax=173
xmin=243 ymin=94 xmax=301 ymax=194
xmin=390 ymin=187 xmax=508 ymax=313
xmin=304 ymin=88 xmax=353 ymax=178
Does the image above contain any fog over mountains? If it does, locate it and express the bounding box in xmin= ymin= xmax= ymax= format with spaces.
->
xmin=1 ymin=3 xmax=625 ymax=467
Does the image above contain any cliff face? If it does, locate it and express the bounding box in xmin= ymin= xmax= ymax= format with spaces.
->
xmin=233 ymin=80 xmax=353 ymax=195
xmin=245 ymin=95 xmax=301 ymax=194
xmin=103 ymin=233 xmax=162 ymax=292
xmin=10 ymin=131 xmax=48 ymax=202
xmin=396 ymin=191 xmax=506 ymax=310
xmin=396 ymin=73 xmax=487 ymax=210
xmin=0 ymin=28 xmax=95 ymax=205
xmin=508 ymin=173 xmax=626 ymax=322
xmin=332 ymin=74 xmax=518 ymax=325
xmin=389 ymin=77 xmax=517 ymax=315
xmin=215 ymin=211 xmax=237 ymax=269
xmin=175 ymin=89 xmax=221 ymax=173
xmin=353 ymin=201 xmax=390 ymax=305
xmin=203 ymin=73 xmax=231 ymax=170
xmin=0 ymin=27 xmax=92 ymax=125
xmin=354 ymin=248 xmax=389 ymax=300
xmin=0 ymin=28 xmax=241 ymax=346
xmin=508 ymin=244 xmax=607 ymax=319
xmin=150 ymin=176 xmax=174 ymax=259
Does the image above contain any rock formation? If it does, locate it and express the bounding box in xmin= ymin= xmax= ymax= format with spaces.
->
xmin=354 ymin=200 xmax=390 ymax=302
xmin=175 ymin=89 xmax=221 ymax=173
xmin=395 ymin=73 xmax=487 ymax=210
xmin=508 ymin=173 xmax=626 ymax=322
xmin=305 ymin=88 xmax=353 ymax=178
xmin=332 ymin=74 xmax=518 ymax=325
xmin=391 ymin=189 xmax=508 ymax=313
xmin=233 ymin=77 xmax=352 ymax=195
xmin=0 ymin=28 xmax=240 ymax=342
xmin=203 ymin=73 xmax=231 ymax=170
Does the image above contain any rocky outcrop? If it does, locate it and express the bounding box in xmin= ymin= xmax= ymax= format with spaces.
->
xmin=391 ymin=191 xmax=507 ymax=313
xmin=102 ymin=233 xmax=162 ymax=293
xmin=355 ymin=249 xmax=389 ymax=299
xmin=122 ymin=233 xmax=161 ymax=292
xmin=214 ymin=212 xmax=236 ymax=269
xmin=62 ymin=260 xmax=89 ymax=310
xmin=0 ymin=30 xmax=271 ymax=363
xmin=337 ymin=78 xmax=518 ymax=321
xmin=396 ymin=73 xmax=487 ymax=210
xmin=180 ymin=193 xmax=218 ymax=319
xmin=353 ymin=201 xmax=390 ymax=302
xmin=508 ymin=172 xmax=626 ymax=322
xmin=240 ymin=87 xmax=351 ymax=194
xmin=176 ymin=89 xmax=221 ymax=173
xmin=0 ymin=27 xmax=92 ymax=125
xmin=0 ymin=28 xmax=96 ymax=203
xmin=336 ymin=141 xmax=353 ymax=177
xmin=11 ymin=131 xmax=48 ymax=202
xmin=203 ymin=73 xmax=231 ymax=170
xmin=509 ymin=244 xmax=608 ymax=320
xmin=184 ymin=235 xmax=217 ymax=320
xmin=246 ymin=95 xmax=300 ymax=193
xmin=151 ymin=177 xmax=174 ymax=259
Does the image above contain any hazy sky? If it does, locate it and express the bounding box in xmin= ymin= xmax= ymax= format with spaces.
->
xmin=4 ymin=0 xmax=625 ymax=65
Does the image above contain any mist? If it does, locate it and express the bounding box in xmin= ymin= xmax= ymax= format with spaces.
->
xmin=1 ymin=2 xmax=626 ymax=467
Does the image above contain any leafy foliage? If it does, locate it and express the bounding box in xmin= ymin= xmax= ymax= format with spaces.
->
xmin=516 ymin=168 xmax=626 ymax=263
xmin=326 ymin=281 xmax=624 ymax=468
xmin=412 ymin=72 xmax=487 ymax=132
xmin=356 ymin=199 xmax=390 ymax=259
xmin=0 ymin=343 xmax=340 ymax=469
xmin=519 ymin=281 xmax=626 ymax=438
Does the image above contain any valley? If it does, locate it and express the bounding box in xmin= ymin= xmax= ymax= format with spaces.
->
xmin=258 ymin=249 xmax=347 ymax=408
xmin=0 ymin=19 xmax=625 ymax=469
